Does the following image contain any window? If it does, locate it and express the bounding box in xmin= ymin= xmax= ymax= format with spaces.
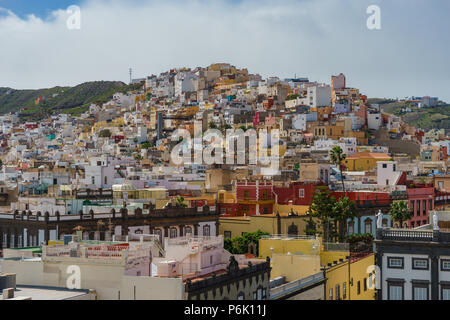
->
xmin=155 ymin=229 xmax=162 ymax=241
xmin=441 ymin=285 xmax=450 ymax=300
xmin=412 ymin=258 xmax=429 ymax=270
xmin=364 ymin=278 xmax=367 ymax=291
xmin=382 ymin=163 xmax=387 ymax=168
xmin=388 ymin=282 xmax=404 ymax=300
xmin=364 ymin=219 xmax=372 ymax=234
xmin=412 ymin=283 xmax=428 ymax=300
xmin=335 ymin=284 xmax=340 ymax=300
xmin=329 ymin=288 xmax=333 ymax=300
xmin=348 ymin=222 xmax=354 ymax=235
xmin=388 ymin=257 xmax=404 ymax=269
xmin=237 ymin=292 xmax=245 ymax=300
xmin=299 ymin=189 xmax=305 ymax=198
xmin=243 ymin=190 xmax=250 ymax=200
xmin=439 ymin=181 xmax=444 ymax=190
xmin=262 ymin=288 xmax=267 ymax=300
xmin=343 ymin=282 xmax=347 ymax=299
xmin=224 ymin=231 xmax=232 ymax=239
xmin=357 ymin=281 xmax=361 ymax=295
xmin=203 ymin=225 xmax=211 ymax=237
xmin=441 ymin=259 xmax=450 ymax=271
xmin=169 ymin=228 xmax=177 ymax=238
xmin=210 ymin=255 xmax=213 ymax=265
xmin=257 ymin=287 xmax=263 ymax=300
xmin=185 ymin=226 xmax=193 ymax=235
xmin=262 ymin=191 xmax=268 ymax=200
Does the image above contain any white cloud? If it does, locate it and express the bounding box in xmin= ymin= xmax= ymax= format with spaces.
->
xmin=0 ymin=0 xmax=449 ymax=102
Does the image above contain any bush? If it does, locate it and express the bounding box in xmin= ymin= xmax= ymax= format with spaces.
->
xmin=224 ymin=230 xmax=269 ymax=255
xmin=99 ymin=129 xmax=111 ymax=138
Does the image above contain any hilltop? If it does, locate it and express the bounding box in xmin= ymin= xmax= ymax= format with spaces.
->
xmin=0 ymin=81 xmax=141 ymax=119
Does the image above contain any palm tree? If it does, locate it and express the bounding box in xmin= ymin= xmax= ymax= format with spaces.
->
xmin=389 ymin=201 xmax=412 ymax=228
xmin=330 ymin=146 xmax=347 ymax=194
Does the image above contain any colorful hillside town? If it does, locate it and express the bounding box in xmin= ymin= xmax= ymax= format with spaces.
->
xmin=1 ymin=63 xmax=449 ymax=300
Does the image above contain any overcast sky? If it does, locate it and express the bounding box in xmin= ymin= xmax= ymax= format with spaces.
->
xmin=0 ymin=0 xmax=449 ymax=102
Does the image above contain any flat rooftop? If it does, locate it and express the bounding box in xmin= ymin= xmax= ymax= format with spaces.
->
xmin=8 ymin=286 xmax=91 ymax=300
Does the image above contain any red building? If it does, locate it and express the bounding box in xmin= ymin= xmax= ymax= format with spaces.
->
xmin=407 ymin=187 xmax=434 ymax=228
xmin=25 ymin=122 xmax=38 ymax=130
xmin=234 ymin=180 xmax=275 ymax=216
xmin=273 ymin=181 xmax=325 ymax=206
xmin=112 ymin=135 xmax=125 ymax=143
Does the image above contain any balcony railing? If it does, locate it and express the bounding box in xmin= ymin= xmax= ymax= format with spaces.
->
xmin=270 ymin=272 xmax=324 ymax=300
xmin=379 ymin=229 xmax=433 ymax=242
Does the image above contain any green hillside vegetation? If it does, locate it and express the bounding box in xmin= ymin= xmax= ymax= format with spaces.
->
xmin=368 ymin=98 xmax=449 ymax=130
xmin=0 ymin=81 xmax=142 ymax=120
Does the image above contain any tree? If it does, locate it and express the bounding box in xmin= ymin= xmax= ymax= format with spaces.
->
xmin=330 ymin=146 xmax=347 ymax=194
xmin=141 ymin=141 xmax=152 ymax=149
xmin=333 ymin=197 xmax=357 ymax=242
xmin=389 ymin=200 xmax=412 ymax=228
xmin=176 ymin=196 xmax=187 ymax=208
xmin=310 ymin=186 xmax=336 ymax=242
xmin=224 ymin=230 xmax=269 ymax=255
xmin=209 ymin=121 xmax=217 ymax=129
xmin=99 ymin=129 xmax=111 ymax=138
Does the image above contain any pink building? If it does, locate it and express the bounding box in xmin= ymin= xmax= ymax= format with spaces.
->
xmin=407 ymin=187 xmax=434 ymax=228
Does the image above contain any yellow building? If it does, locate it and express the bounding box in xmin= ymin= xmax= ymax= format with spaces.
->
xmin=323 ymin=253 xmax=375 ymax=300
xmin=343 ymin=152 xmax=391 ymax=171
xmin=219 ymin=211 xmax=315 ymax=241
xmin=112 ymin=184 xmax=169 ymax=209
xmin=257 ymin=235 xmax=375 ymax=300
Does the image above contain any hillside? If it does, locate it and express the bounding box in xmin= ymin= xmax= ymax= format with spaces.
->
xmin=368 ymin=98 xmax=450 ymax=130
xmin=0 ymin=81 xmax=141 ymax=119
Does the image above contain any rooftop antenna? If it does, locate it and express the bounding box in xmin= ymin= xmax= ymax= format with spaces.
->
xmin=129 ymin=68 xmax=133 ymax=84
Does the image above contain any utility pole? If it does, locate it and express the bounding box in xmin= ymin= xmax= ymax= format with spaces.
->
xmin=129 ymin=68 xmax=133 ymax=85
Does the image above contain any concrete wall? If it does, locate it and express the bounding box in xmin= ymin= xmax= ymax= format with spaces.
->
xmin=1 ymin=259 xmax=184 ymax=300
xmin=271 ymin=253 xmax=321 ymax=282
xmin=286 ymin=283 xmax=324 ymax=300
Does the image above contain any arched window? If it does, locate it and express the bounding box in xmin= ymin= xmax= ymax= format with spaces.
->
xmin=348 ymin=221 xmax=354 ymax=235
xmin=364 ymin=219 xmax=372 ymax=234
xmin=184 ymin=226 xmax=193 ymax=235
xmin=203 ymin=225 xmax=211 ymax=237
xmin=169 ymin=228 xmax=178 ymax=238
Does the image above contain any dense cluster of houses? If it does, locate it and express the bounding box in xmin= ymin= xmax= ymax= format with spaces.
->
xmin=0 ymin=63 xmax=449 ymax=300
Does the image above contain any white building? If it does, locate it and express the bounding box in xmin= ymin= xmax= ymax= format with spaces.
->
xmin=377 ymin=161 xmax=402 ymax=187
xmin=368 ymin=112 xmax=382 ymax=130
xmin=307 ymin=85 xmax=331 ymax=108
xmin=83 ymin=157 xmax=115 ymax=189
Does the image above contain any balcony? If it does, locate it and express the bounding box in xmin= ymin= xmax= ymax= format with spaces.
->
xmin=377 ymin=228 xmax=437 ymax=242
